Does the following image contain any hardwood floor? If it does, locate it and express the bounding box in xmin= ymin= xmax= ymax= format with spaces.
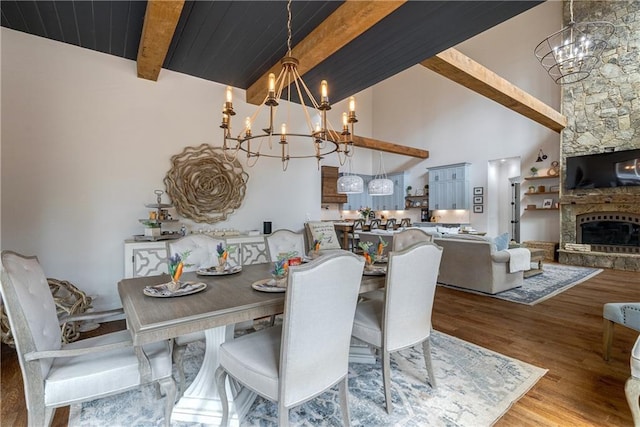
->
xmin=1 ymin=265 xmax=638 ymax=426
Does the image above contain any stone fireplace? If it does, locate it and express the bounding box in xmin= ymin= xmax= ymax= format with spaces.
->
xmin=558 ymin=1 xmax=640 ymax=272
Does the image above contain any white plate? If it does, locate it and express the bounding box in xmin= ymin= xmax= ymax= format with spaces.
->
xmin=196 ymin=265 xmax=242 ymax=276
xmin=363 ymin=266 xmax=386 ymax=276
xmin=251 ymin=278 xmax=286 ymax=293
xmin=143 ymin=281 xmax=207 ymax=298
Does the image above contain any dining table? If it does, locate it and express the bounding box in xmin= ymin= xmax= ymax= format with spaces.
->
xmin=118 ymin=260 xmax=385 ymax=426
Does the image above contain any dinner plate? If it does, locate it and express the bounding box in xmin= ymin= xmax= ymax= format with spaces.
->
xmin=363 ymin=266 xmax=386 ymax=276
xmin=196 ymin=265 xmax=242 ymax=276
xmin=143 ymin=281 xmax=207 ymax=298
xmin=251 ymin=278 xmax=286 ymax=293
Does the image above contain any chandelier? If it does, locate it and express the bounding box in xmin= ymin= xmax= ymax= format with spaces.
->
xmin=221 ymin=0 xmax=357 ymax=171
xmin=337 ymin=158 xmax=364 ymax=194
xmin=534 ymin=0 xmax=614 ymax=85
xmin=368 ymin=152 xmax=393 ymax=196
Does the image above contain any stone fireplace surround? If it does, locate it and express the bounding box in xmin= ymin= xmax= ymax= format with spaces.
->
xmin=560 ymin=193 xmax=640 ymax=271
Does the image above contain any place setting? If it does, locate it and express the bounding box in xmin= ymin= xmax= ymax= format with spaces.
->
xmin=251 ymin=255 xmax=302 ymax=293
xmin=144 ymin=251 xmax=207 ymax=298
xmin=360 ymin=239 xmax=388 ymax=276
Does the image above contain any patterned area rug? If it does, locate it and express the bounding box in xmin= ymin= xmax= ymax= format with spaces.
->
xmin=439 ymin=263 xmax=602 ymax=305
xmin=69 ymin=331 xmax=546 ymax=427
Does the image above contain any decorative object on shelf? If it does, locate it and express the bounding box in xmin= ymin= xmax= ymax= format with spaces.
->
xmin=530 ymin=166 xmax=538 ymax=177
xmin=473 ymin=187 xmax=483 ymax=196
xmin=534 ymin=0 xmax=614 ymax=84
xmin=220 ymin=0 xmax=357 ymax=171
xmin=548 ymin=160 xmax=560 ymax=176
xmin=473 ymin=196 xmax=483 ymax=204
xmin=369 ymin=152 xmax=393 ymax=196
xmin=538 ymin=185 xmax=546 ymax=193
xmin=542 ymin=198 xmax=553 ymax=209
xmin=406 ymin=185 xmax=413 ymax=196
xmin=528 ymin=185 xmax=536 ymax=193
xmin=549 ymin=185 xmax=560 ymax=192
xmin=337 ymin=158 xmax=364 ymax=194
xmin=473 ymin=205 xmax=483 ymax=213
xmin=164 ymin=144 xmax=248 ymax=224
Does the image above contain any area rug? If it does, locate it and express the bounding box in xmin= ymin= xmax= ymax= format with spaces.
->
xmin=69 ymin=330 xmax=546 ymax=427
xmin=439 ymin=263 xmax=602 ymax=306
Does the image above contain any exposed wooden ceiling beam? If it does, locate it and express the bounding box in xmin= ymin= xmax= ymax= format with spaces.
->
xmin=352 ymin=135 xmax=429 ymax=159
xmin=245 ymin=1 xmax=406 ymax=105
xmin=137 ymin=0 xmax=185 ymax=81
xmin=421 ymin=48 xmax=567 ymax=133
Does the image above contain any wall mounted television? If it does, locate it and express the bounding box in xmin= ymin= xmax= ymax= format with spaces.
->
xmin=565 ymin=148 xmax=640 ymax=190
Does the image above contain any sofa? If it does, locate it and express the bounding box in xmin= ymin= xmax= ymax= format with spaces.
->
xmin=433 ymin=235 xmax=525 ymax=294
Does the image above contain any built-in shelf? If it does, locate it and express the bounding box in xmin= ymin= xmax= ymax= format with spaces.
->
xmin=524 ymin=175 xmax=559 ymax=181
xmin=524 ymin=191 xmax=560 ymax=195
xmin=524 ymin=207 xmax=560 ymax=211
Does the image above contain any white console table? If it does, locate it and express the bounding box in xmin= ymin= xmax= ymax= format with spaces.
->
xmin=124 ymin=234 xmax=269 ymax=278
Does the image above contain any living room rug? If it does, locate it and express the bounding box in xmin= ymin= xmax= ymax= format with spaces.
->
xmin=69 ymin=330 xmax=546 ymax=427
xmin=439 ymin=263 xmax=602 ymax=306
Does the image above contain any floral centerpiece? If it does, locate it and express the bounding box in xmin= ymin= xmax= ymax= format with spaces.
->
xmin=271 ymin=258 xmax=289 ymax=288
xmin=358 ymin=207 xmax=372 ymax=220
xmin=168 ymin=250 xmax=192 ymax=291
xmin=215 ymin=243 xmax=235 ymax=272
xmin=358 ymin=236 xmax=388 ymax=269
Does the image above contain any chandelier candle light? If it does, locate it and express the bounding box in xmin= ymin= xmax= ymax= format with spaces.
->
xmin=221 ymin=0 xmax=357 ymax=171
xmin=534 ymin=0 xmax=614 ymax=84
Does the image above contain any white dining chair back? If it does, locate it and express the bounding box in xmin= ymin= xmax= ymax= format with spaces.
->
xmin=215 ymin=250 xmax=365 ymax=426
xmin=351 ymin=242 xmax=443 ymax=413
xmin=392 ymin=228 xmax=434 ymax=252
xmin=0 ymin=251 xmax=176 ymax=426
xmin=266 ymin=229 xmax=306 ymax=262
xmin=168 ymin=234 xmax=225 ymax=272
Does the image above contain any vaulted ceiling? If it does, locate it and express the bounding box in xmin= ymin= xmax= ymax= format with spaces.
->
xmin=2 ymin=1 xmax=567 ymax=158
xmin=1 ymin=1 xmax=543 ymax=102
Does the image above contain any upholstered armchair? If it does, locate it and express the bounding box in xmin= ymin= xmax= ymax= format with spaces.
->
xmin=625 ymin=335 xmax=640 ymax=425
xmin=215 ymin=251 xmax=365 ymax=426
xmin=351 ymin=242 xmax=443 ymax=413
xmin=603 ymin=302 xmax=640 ymax=361
xmin=0 ymin=251 xmax=176 ymax=427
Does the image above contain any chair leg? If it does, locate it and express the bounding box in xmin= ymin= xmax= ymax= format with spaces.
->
xmin=421 ymin=339 xmax=437 ymax=389
xmin=603 ymin=319 xmax=615 ymax=361
xmin=172 ymin=340 xmax=187 ymax=398
xmin=625 ymin=376 xmax=640 ymax=426
xmin=277 ymin=401 xmax=289 ymax=427
xmin=382 ymin=350 xmax=393 ymax=414
xmin=339 ymin=376 xmax=351 ymax=427
xmin=215 ymin=367 xmax=230 ymax=427
xmin=158 ymin=377 xmax=176 ymax=427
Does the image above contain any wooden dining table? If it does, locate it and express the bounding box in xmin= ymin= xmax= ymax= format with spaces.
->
xmin=118 ymin=260 xmax=385 ymax=426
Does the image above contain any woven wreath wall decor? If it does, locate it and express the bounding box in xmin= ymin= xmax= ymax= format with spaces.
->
xmin=164 ymin=144 xmax=249 ymax=223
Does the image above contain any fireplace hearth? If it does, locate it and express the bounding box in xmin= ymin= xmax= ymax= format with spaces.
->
xmin=577 ymin=212 xmax=640 ymax=254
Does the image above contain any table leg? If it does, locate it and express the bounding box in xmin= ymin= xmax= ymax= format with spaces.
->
xmin=171 ymin=326 xmax=257 ymax=426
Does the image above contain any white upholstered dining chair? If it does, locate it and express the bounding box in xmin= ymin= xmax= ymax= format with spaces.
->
xmin=603 ymin=302 xmax=640 ymax=361
xmin=266 ymin=229 xmax=306 ymax=262
xmin=0 ymin=251 xmax=176 ymax=427
xmin=626 ymin=335 xmax=640 ymax=426
xmin=351 ymin=242 xmax=443 ymax=413
xmin=215 ymin=251 xmax=365 ymax=426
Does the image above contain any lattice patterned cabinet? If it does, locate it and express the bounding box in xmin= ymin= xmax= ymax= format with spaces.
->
xmin=124 ymin=235 xmax=269 ymax=278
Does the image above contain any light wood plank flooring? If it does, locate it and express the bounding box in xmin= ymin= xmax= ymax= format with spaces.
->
xmin=2 ymin=265 xmax=638 ymax=426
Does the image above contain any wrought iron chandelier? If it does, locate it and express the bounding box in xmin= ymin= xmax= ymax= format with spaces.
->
xmin=534 ymin=0 xmax=614 ymax=85
xmin=221 ymin=0 xmax=357 ymax=171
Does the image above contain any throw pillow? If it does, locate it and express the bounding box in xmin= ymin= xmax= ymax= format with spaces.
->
xmin=305 ymin=222 xmax=342 ymax=251
xmin=493 ymin=232 xmax=510 ymax=252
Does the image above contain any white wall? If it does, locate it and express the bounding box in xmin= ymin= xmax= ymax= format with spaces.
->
xmin=371 ymin=1 xmax=562 ymax=240
xmin=0 ymin=28 xmax=373 ymax=309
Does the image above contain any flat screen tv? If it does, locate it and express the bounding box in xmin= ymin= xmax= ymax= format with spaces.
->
xmin=565 ymin=148 xmax=640 ymax=190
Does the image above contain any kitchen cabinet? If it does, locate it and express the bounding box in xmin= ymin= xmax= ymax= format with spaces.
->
xmin=428 ymin=163 xmax=470 ymax=210
xmin=321 ymin=166 xmax=348 ymax=204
